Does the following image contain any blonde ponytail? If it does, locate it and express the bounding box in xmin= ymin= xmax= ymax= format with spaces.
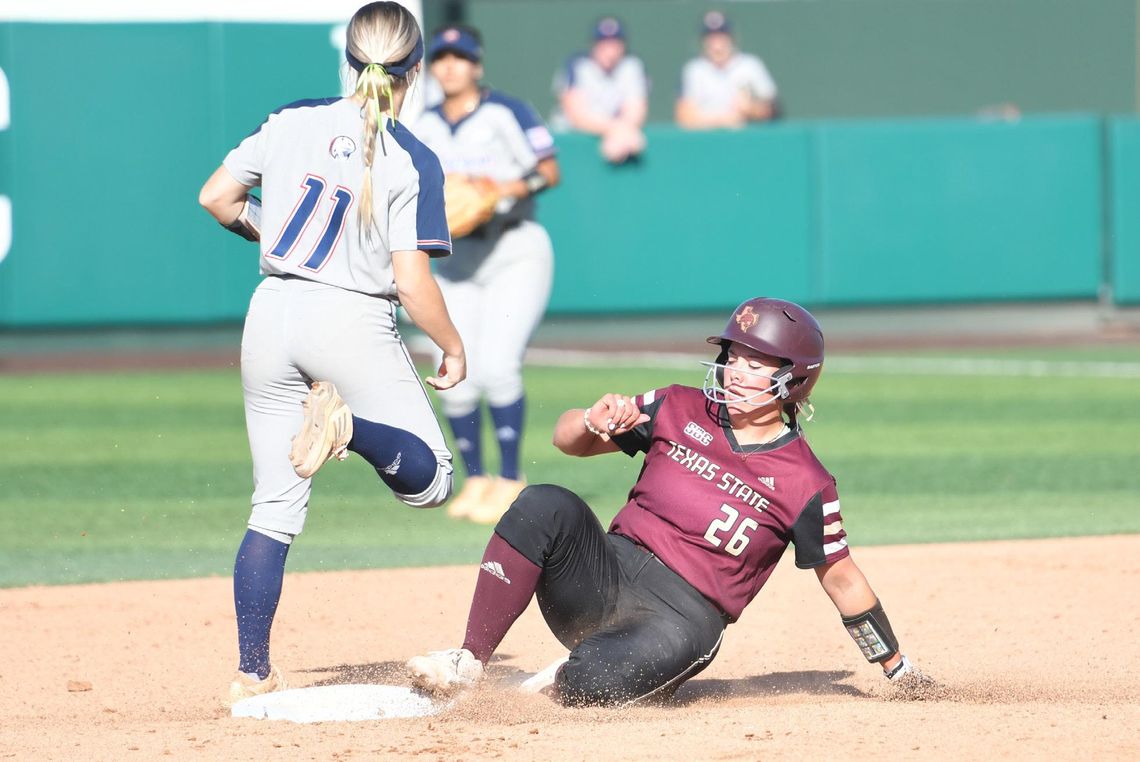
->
xmin=344 ymin=1 xmax=422 ymax=235
xmin=355 ymin=62 xmax=394 ymax=234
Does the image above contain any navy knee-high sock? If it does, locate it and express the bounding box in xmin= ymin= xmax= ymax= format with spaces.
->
xmin=447 ymin=408 xmax=484 ymax=477
xmin=234 ymin=529 xmax=290 ymax=678
xmin=348 ymin=415 xmax=439 ymax=496
xmin=489 ymin=396 xmax=525 ymax=481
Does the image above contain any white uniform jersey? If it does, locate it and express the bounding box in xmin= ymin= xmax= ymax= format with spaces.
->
xmin=225 ymin=97 xmax=451 ymax=298
xmin=679 ymin=53 xmax=778 ymax=116
xmin=551 ymin=53 xmax=649 ymax=127
xmin=413 ymin=90 xmax=556 ymax=224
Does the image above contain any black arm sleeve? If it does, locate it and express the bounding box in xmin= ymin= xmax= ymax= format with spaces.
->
xmin=790 ymin=488 xmax=828 ymax=569
xmin=610 ymin=393 xmax=666 ymax=457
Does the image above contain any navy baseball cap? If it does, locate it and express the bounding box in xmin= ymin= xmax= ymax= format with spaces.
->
xmin=701 ymin=10 xmax=733 ymax=36
xmin=593 ymin=16 xmax=626 ymax=41
xmin=428 ymin=26 xmax=483 ymax=62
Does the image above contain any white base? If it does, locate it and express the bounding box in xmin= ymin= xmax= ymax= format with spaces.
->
xmin=231 ymin=684 xmax=441 ymax=722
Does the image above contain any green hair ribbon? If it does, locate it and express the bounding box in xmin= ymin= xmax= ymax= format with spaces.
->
xmin=357 ymin=62 xmax=396 ymax=128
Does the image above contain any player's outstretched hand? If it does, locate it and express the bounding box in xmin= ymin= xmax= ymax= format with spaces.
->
xmin=426 ymin=352 xmax=467 ymax=391
xmin=590 ymin=393 xmax=650 ymax=436
xmin=885 ymin=658 xmax=945 ymax=701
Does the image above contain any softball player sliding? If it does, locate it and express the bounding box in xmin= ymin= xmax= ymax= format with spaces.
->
xmin=199 ymin=2 xmax=465 ymax=706
xmin=408 ymin=299 xmax=933 ymax=706
xmin=413 ymin=25 xmax=561 ymax=524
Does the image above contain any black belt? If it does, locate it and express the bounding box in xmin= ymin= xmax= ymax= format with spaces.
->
xmin=467 ymin=217 xmax=523 ymax=239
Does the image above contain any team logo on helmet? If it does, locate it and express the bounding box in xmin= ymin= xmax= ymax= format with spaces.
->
xmin=598 ymin=17 xmax=621 ymax=36
xmin=443 ymin=28 xmax=461 ymax=42
xmin=704 ymin=11 xmax=727 ymax=30
xmin=735 ymin=305 xmax=759 ymax=331
xmin=329 ymin=136 xmax=357 ymax=159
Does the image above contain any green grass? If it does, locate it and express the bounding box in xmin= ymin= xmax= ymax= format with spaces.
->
xmin=1 ymin=350 xmax=1138 ymax=587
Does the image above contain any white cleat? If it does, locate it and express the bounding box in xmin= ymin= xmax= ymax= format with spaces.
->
xmin=289 ymin=381 xmax=353 ymax=479
xmin=406 ymin=648 xmax=484 ymax=695
xmin=519 ymin=655 xmax=568 ymax=696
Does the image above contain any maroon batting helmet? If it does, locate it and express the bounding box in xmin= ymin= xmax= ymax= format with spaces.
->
xmin=703 ymin=297 xmax=825 ymax=406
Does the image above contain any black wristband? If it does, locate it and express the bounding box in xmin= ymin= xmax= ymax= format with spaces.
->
xmin=222 ymin=195 xmax=261 ymax=242
xmin=841 ymin=599 xmax=900 ymax=664
xmin=523 ymin=169 xmax=549 ymax=196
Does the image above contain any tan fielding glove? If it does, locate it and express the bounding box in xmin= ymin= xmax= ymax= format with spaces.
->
xmin=444 ymin=174 xmax=500 ymax=239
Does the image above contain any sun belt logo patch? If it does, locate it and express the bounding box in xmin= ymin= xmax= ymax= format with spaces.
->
xmin=683 ymin=421 xmax=713 ymax=446
xmin=735 ymin=305 xmax=759 ymax=331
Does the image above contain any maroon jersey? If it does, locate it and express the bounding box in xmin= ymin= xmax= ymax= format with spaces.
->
xmin=609 ymin=385 xmax=849 ymax=621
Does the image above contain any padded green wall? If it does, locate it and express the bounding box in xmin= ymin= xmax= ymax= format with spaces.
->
xmin=0 ymin=23 xmax=338 ymax=327
xmin=541 ymin=127 xmax=815 ymax=312
xmin=813 ymin=117 xmax=1104 ymax=303
xmin=539 ymin=117 xmax=1105 ymax=312
xmin=1110 ymin=118 xmax=1140 ymax=304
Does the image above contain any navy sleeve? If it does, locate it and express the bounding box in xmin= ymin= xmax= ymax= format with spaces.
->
xmin=388 ymin=122 xmax=452 ymax=256
xmin=486 ymin=90 xmax=557 ymax=160
xmin=559 ymin=54 xmax=583 ymax=90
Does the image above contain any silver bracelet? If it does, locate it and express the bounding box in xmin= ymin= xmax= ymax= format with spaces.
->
xmin=582 ymin=408 xmax=604 ymax=437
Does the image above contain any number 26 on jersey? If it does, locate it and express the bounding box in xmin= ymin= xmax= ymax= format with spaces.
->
xmin=704 ymin=503 xmax=758 ymax=557
xmin=267 ymin=174 xmax=353 ymax=272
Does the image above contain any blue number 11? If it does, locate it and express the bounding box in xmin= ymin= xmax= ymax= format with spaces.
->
xmin=267 ymin=174 xmax=354 ymax=272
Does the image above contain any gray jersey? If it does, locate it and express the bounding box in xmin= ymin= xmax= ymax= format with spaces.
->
xmin=413 ymin=90 xmax=556 ymax=223
xmin=552 ymin=53 xmax=649 ymax=123
xmin=679 ymin=53 xmax=778 ymax=115
xmin=225 ymin=97 xmax=451 ymax=298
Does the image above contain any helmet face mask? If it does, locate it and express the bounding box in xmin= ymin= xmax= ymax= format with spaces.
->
xmin=700 ymin=353 xmax=794 ymax=408
xmin=701 ymin=298 xmax=825 ymax=414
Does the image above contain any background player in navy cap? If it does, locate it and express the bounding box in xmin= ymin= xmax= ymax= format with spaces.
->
xmin=200 ymin=1 xmax=464 ymax=706
xmin=676 ymin=11 xmax=779 ymax=129
xmin=408 ymin=297 xmax=933 ymax=706
xmin=552 ymin=16 xmax=649 ymax=164
xmin=414 ymin=25 xmax=561 ymax=524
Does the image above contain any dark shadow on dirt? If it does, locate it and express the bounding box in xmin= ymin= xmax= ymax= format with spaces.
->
xmin=673 ymin=670 xmax=865 ymax=703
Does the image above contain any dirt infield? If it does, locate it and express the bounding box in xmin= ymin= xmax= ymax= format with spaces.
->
xmin=4 ymin=535 xmax=1137 ymax=760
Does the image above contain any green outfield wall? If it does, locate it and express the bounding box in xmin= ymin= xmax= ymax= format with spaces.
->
xmin=812 ymin=117 xmax=1104 ymax=305
xmin=0 ymin=18 xmax=1137 ymax=328
xmin=1110 ymin=118 xmax=1140 ymax=304
xmin=542 ymin=116 xmax=1106 ymax=312
xmin=0 ymin=22 xmax=339 ymax=327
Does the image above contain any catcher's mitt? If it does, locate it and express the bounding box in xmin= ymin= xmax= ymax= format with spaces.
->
xmin=444 ymin=174 xmax=500 ymax=238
